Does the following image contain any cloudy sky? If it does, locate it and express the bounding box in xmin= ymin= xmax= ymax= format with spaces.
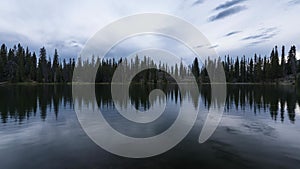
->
xmin=0 ymin=0 xmax=300 ymax=62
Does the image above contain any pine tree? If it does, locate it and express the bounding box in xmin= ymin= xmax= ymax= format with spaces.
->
xmin=62 ymin=59 xmax=68 ymax=82
xmin=6 ymin=49 xmax=16 ymax=81
xmin=0 ymin=54 xmax=3 ymax=82
xmin=249 ymin=58 xmax=254 ymax=82
xmin=16 ymin=44 xmax=25 ymax=82
xmin=52 ymin=49 xmax=59 ymax=82
xmin=254 ymin=55 xmax=262 ymax=82
xmin=281 ymin=46 xmax=286 ymax=78
xmin=47 ymin=57 xmax=52 ymax=83
xmin=234 ymin=57 xmax=240 ymax=81
xmin=70 ymin=58 xmax=74 ymax=80
xmin=174 ymin=64 xmax=179 ymax=78
xmin=287 ymin=46 xmax=297 ymax=80
xmin=0 ymin=44 xmax=7 ymax=81
xmin=240 ymin=56 xmax=246 ymax=82
xmin=24 ymin=47 xmax=32 ymax=80
xmin=31 ymin=52 xmax=37 ymax=81
xmin=263 ymin=56 xmax=271 ymax=80
xmin=180 ymin=60 xmax=184 ymax=78
xmin=37 ymin=47 xmax=47 ymax=82
xmin=0 ymin=42 xmax=298 ymax=84
xmin=270 ymin=46 xmax=280 ymax=79
xmin=191 ymin=57 xmax=200 ymax=80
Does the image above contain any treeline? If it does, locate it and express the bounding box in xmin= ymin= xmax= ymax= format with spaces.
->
xmin=76 ymin=55 xmax=191 ymax=83
xmin=0 ymin=43 xmax=75 ymax=83
xmin=197 ymin=45 xmax=299 ymax=83
xmin=0 ymin=43 xmax=298 ymax=84
xmin=0 ymin=43 xmax=193 ymax=83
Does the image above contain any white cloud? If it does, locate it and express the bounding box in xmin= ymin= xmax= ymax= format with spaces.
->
xmin=0 ymin=0 xmax=299 ymax=62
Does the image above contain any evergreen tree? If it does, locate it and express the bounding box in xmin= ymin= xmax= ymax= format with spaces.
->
xmin=16 ymin=44 xmax=25 ymax=82
xmin=281 ymin=46 xmax=286 ymax=77
xmin=0 ymin=42 xmax=298 ymax=84
xmin=249 ymin=58 xmax=254 ymax=82
xmin=174 ymin=64 xmax=179 ymax=78
xmin=24 ymin=47 xmax=32 ymax=80
xmin=47 ymin=57 xmax=52 ymax=82
xmin=0 ymin=54 xmax=3 ymax=82
xmin=180 ymin=60 xmax=184 ymax=78
xmin=287 ymin=46 xmax=297 ymax=80
xmin=31 ymin=52 xmax=37 ymax=81
xmin=254 ymin=55 xmax=262 ymax=82
xmin=52 ymin=49 xmax=60 ymax=82
xmin=0 ymin=44 xmax=7 ymax=81
xmin=234 ymin=57 xmax=239 ymax=81
xmin=240 ymin=56 xmax=246 ymax=82
xmin=270 ymin=46 xmax=280 ymax=79
xmin=191 ymin=57 xmax=200 ymax=80
xmin=37 ymin=47 xmax=47 ymax=82
xmin=6 ymin=49 xmax=17 ymax=81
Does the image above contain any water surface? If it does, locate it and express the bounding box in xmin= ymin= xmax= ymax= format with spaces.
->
xmin=0 ymin=84 xmax=300 ymax=169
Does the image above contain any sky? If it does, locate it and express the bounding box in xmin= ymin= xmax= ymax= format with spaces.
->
xmin=0 ymin=0 xmax=300 ymax=63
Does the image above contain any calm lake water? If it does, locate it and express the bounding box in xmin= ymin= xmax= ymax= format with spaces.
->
xmin=1 ymin=84 xmax=300 ymax=169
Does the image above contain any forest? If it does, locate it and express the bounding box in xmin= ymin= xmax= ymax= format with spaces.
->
xmin=0 ymin=43 xmax=298 ymax=84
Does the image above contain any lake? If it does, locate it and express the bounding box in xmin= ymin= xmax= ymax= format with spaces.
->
xmin=0 ymin=84 xmax=300 ymax=169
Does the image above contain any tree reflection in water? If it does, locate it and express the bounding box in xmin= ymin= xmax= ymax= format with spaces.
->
xmin=0 ymin=84 xmax=299 ymax=124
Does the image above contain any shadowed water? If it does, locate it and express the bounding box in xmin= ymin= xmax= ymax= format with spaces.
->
xmin=0 ymin=84 xmax=300 ymax=169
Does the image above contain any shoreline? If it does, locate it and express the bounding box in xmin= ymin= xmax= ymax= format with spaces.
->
xmin=0 ymin=81 xmax=296 ymax=86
